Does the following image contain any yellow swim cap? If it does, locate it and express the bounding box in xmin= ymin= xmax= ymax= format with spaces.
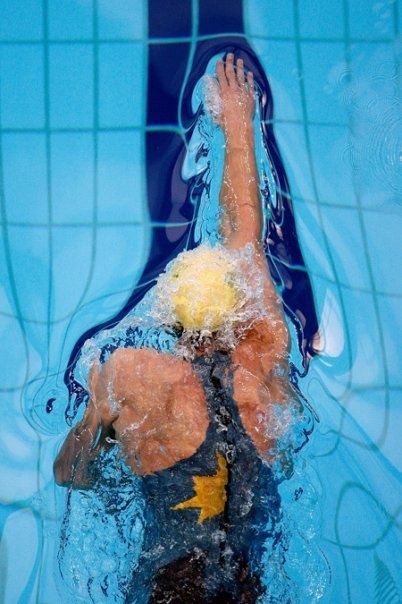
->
xmin=162 ymin=246 xmax=239 ymax=332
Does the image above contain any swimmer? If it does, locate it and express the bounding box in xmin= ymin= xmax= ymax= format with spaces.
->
xmin=54 ymin=53 xmax=293 ymax=603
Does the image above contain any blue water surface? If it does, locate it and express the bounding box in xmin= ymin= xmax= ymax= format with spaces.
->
xmin=0 ymin=1 xmax=401 ymax=603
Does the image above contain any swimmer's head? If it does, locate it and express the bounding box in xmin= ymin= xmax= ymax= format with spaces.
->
xmin=153 ymin=245 xmax=242 ymax=333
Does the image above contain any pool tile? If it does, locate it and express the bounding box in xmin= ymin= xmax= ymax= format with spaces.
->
xmin=348 ymin=0 xmax=394 ymax=40
xmin=99 ymin=43 xmax=143 ymax=128
xmin=148 ymin=0 xmax=191 ymax=38
xmin=363 ymin=210 xmax=402 ymax=296
xmin=252 ymin=39 xmax=303 ymax=122
xmin=52 ymin=227 xmax=96 ymax=320
xmin=48 ymin=0 xmax=93 ymax=40
xmin=7 ymin=226 xmax=50 ymax=324
xmin=143 ymin=225 xmax=192 ymax=278
xmin=347 ymin=43 xmax=400 ymax=209
xmin=299 ymin=0 xmax=344 ymax=39
xmin=309 ymin=124 xmax=356 ymax=207
xmin=245 ymin=0 xmax=295 ymax=38
xmin=198 ymin=0 xmax=243 ymax=35
xmin=341 ymin=388 xmax=391 ymax=449
xmin=2 ymin=133 xmax=48 ymax=223
xmin=147 ymin=43 xmax=190 ymax=125
xmin=0 ymin=314 xmax=27 ymax=391
xmin=340 ymin=285 xmax=386 ymax=387
xmin=301 ymin=41 xmax=349 ymax=125
xmin=1 ymin=510 xmax=39 ymax=604
xmin=146 ymin=131 xmax=194 ymax=223
xmin=0 ymin=0 xmax=42 ymax=40
xmin=273 ymin=122 xmax=315 ymax=204
xmin=320 ymin=206 xmax=371 ymax=290
xmin=292 ymin=198 xmax=335 ymax=283
xmin=0 ymin=46 xmax=45 ymax=129
xmin=383 ymin=390 xmax=402 ymax=471
xmin=51 ymin=133 xmax=95 ymax=224
xmin=377 ymin=294 xmax=402 ymax=388
xmin=49 ymin=44 xmax=93 ymax=128
xmin=84 ymin=224 xmax=148 ymax=304
xmin=97 ymin=131 xmax=144 ymax=223
xmin=98 ymin=0 xmax=145 ymax=40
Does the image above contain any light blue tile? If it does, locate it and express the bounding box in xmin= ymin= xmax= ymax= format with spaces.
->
xmin=292 ymin=198 xmax=335 ymax=282
xmin=377 ymin=295 xmax=402 ymax=387
xmin=97 ymin=132 xmax=143 ymax=223
xmin=274 ymin=122 xmax=315 ymax=203
xmin=49 ymin=44 xmax=93 ymax=128
xmin=0 ymin=314 xmax=27 ymax=390
xmin=48 ymin=0 xmax=93 ymax=40
xmin=252 ymin=39 xmax=303 ymax=121
xmin=0 ymin=0 xmax=43 ymax=40
xmin=98 ymin=0 xmax=144 ymax=40
xmin=341 ymin=389 xmax=390 ymax=451
xmin=299 ymin=0 xmax=344 ymax=39
xmin=0 ymin=46 xmax=45 ymax=128
xmin=321 ymin=206 xmax=371 ymax=289
xmin=399 ymin=0 xmax=402 ymax=32
xmin=348 ymin=0 xmax=394 ymax=40
xmin=309 ymin=125 xmax=355 ymax=207
xmin=245 ymin=0 xmax=294 ymax=38
xmin=348 ymin=43 xmax=400 ymax=209
xmin=301 ymin=41 xmax=348 ymax=125
xmin=99 ymin=43 xmax=143 ymax=128
xmin=85 ymin=225 xmax=147 ymax=304
xmin=51 ymin=133 xmax=94 ymax=223
xmin=385 ymin=391 xmax=402 ymax=470
xmin=7 ymin=226 xmax=50 ymax=323
xmin=363 ymin=211 xmax=402 ymax=295
xmin=339 ymin=285 xmax=385 ymax=387
xmin=52 ymin=227 xmax=95 ymax=320
xmin=2 ymin=133 xmax=48 ymax=223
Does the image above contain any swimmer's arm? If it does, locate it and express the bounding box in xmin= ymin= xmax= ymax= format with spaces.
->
xmin=53 ymin=363 xmax=118 ymax=489
xmin=216 ymin=55 xmax=286 ymax=325
xmin=216 ymin=55 xmax=262 ymax=250
xmin=53 ymin=402 xmax=114 ymax=489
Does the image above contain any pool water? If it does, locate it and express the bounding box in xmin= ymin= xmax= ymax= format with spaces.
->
xmin=0 ymin=1 xmax=401 ymax=603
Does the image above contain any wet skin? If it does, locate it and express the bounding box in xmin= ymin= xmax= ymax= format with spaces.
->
xmin=54 ymin=54 xmax=291 ymax=485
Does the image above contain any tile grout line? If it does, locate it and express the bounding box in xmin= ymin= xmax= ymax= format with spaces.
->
xmin=137 ymin=0 xmax=152 ymax=290
xmin=181 ymin=0 xmax=200 ymax=252
xmin=53 ymin=0 xmax=101 ymax=398
xmin=292 ymin=0 xmax=355 ymax=409
xmin=341 ymin=0 xmax=391 ymax=452
xmin=0 ymin=35 xmax=396 ymax=45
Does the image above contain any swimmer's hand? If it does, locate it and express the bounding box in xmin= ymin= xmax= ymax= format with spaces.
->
xmin=215 ymin=53 xmax=255 ymax=137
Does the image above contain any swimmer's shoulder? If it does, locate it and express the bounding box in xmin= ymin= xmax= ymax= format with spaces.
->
xmin=232 ymin=317 xmax=289 ymax=375
xmin=110 ymin=346 xmax=204 ymax=392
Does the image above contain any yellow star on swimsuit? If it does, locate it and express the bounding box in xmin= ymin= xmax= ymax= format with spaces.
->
xmin=171 ymin=452 xmax=228 ymax=524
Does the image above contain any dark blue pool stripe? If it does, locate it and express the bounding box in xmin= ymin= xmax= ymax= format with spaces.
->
xmin=148 ymin=0 xmax=192 ymax=38
xmin=199 ymin=0 xmax=243 ymax=34
xmin=62 ymin=0 xmax=318 ymax=421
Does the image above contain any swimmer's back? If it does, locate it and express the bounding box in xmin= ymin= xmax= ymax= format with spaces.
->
xmin=95 ymin=310 xmax=290 ymax=475
xmin=107 ymin=348 xmax=209 ymax=475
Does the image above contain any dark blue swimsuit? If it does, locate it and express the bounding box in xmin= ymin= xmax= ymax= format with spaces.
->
xmin=126 ymin=351 xmax=281 ymax=604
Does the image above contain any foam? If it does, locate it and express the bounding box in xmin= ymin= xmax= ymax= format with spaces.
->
xmin=202 ymin=75 xmax=222 ymax=123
